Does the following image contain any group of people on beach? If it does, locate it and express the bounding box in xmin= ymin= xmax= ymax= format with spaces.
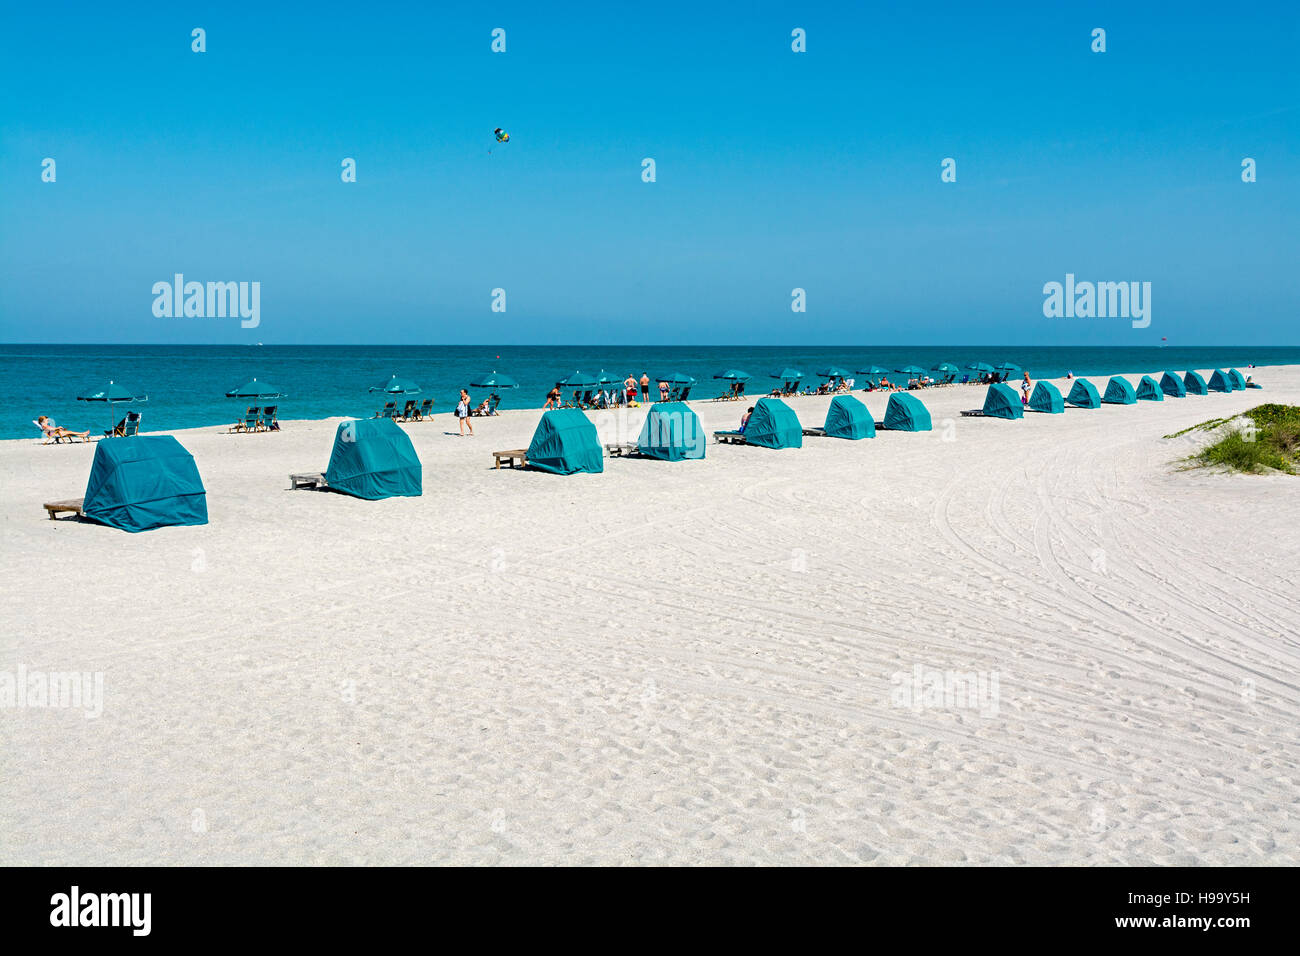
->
xmin=544 ymin=373 xmax=655 ymax=411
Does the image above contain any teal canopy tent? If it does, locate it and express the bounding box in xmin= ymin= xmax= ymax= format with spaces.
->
xmin=1184 ymin=370 xmax=1208 ymax=395
xmin=527 ymin=409 xmax=604 ymax=474
xmin=224 ymin=378 xmax=284 ymax=399
xmin=1066 ymin=378 xmax=1101 ymax=408
xmin=77 ymin=380 xmax=148 ymax=433
xmin=1207 ymin=369 xmax=1231 ymax=392
xmin=1160 ymin=372 xmax=1187 ymax=397
xmin=882 ymin=392 xmax=932 ymax=431
xmin=1228 ymin=368 xmax=1247 ymax=391
xmin=744 ymin=398 xmax=803 ymax=448
xmin=982 ymin=383 xmax=1024 ymax=419
xmin=637 ymin=402 xmax=705 ymax=460
xmin=823 ymin=395 xmax=874 ymax=439
xmin=82 ymin=435 xmax=207 ymax=532
xmin=325 ymin=418 xmax=422 ymax=499
xmin=369 ymin=375 xmax=421 ymax=395
xmin=1136 ymin=375 xmax=1164 ymax=401
xmin=469 ymin=371 xmax=519 ymax=389
xmin=1028 ymin=381 xmax=1064 ymax=413
xmin=1103 ymin=376 xmax=1137 ymax=404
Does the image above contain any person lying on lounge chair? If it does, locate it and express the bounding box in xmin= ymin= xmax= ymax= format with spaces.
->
xmin=36 ymin=416 xmax=89 ymax=442
xmin=739 ymin=407 xmax=753 ymax=433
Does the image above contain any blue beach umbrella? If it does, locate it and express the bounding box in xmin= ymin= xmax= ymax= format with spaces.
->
xmin=714 ymin=369 xmax=751 ymax=381
xmin=469 ymin=371 xmax=519 ymax=389
xmin=896 ymin=365 xmax=925 ymax=376
xmin=369 ymin=375 xmax=422 ymax=395
xmin=931 ymin=362 xmax=959 ymax=373
xmin=556 ymin=370 xmax=599 ymax=389
xmin=966 ymin=362 xmax=994 ymax=373
xmin=815 ymin=366 xmax=852 ymax=380
xmin=770 ymin=367 xmax=804 ymax=381
xmin=654 ymin=372 xmax=697 ymax=385
xmin=225 ymin=378 xmax=284 ymax=399
xmin=78 ymin=380 xmax=148 ymax=432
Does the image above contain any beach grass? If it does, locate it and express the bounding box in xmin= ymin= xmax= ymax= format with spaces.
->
xmin=1181 ymin=404 xmax=1300 ymax=474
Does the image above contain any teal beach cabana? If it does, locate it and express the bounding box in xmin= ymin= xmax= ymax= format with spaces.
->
xmin=1159 ymin=372 xmax=1186 ymax=397
xmin=637 ymin=402 xmax=705 ymax=460
xmin=744 ymin=398 xmax=803 ymax=448
xmin=981 ymin=383 xmax=1024 ymax=420
xmin=1103 ymin=376 xmax=1137 ymax=405
xmin=823 ymin=395 xmax=875 ymax=438
xmin=1207 ymin=369 xmax=1231 ymax=393
xmin=1228 ymin=369 xmax=1247 ymax=391
xmin=881 ymin=392 xmax=932 ymax=431
xmin=527 ymin=409 xmax=604 ymax=474
xmin=325 ymin=418 xmax=422 ymax=499
xmin=82 ymin=435 xmax=208 ymax=532
xmin=1028 ymin=381 xmax=1064 ymax=413
xmin=1136 ymin=375 xmax=1164 ymax=401
xmin=1184 ymin=370 xmax=1208 ymax=395
xmin=1066 ymin=379 xmax=1101 ymax=408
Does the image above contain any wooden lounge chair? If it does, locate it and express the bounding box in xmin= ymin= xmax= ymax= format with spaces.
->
xmin=43 ymin=498 xmax=85 ymax=520
xmin=261 ymin=405 xmax=279 ymax=431
xmin=34 ymin=421 xmax=89 ymax=444
xmin=713 ymin=430 xmax=747 ymax=445
xmin=288 ymin=472 xmax=328 ymax=490
xmin=230 ymin=407 xmax=261 ymax=433
xmin=398 ymin=399 xmax=418 ymax=422
xmin=414 ymin=398 xmax=434 ymax=420
xmin=802 ymin=426 xmax=827 ymax=437
xmin=492 ymin=449 xmax=528 ymax=469
xmin=375 ymin=401 xmax=396 ymax=419
xmin=106 ymin=411 xmax=142 ymax=437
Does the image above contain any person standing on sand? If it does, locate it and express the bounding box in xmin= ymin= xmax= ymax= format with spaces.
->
xmin=1021 ymin=371 xmax=1031 ymax=405
xmin=640 ymin=373 xmax=650 ymax=404
xmin=624 ymin=374 xmax=638 ymax=405
xmin=544 ymin=386 xmax=561 ymax=409
xmin=456 ymin=389 xmax=474 ymax=435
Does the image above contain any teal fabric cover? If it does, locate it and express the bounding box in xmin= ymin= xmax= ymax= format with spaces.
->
xmin=527 ymin=408 xmax=604 ymax=474
xmin=1160 ymin=372 xmax=1187 ymax=397
xmin=1136 ymin=375 xmax=1164 ymax=401
xmin=1207 ymin=369 xmax=1231 ymax=392
xmin=82 ymin=435 xmax=208 ymax=532
xmin=1066 ymin=379 xmax=1101 ymax=408
xmin=882 ymin=392 xmax=932 ymax=431
xmin=823 ymin=395 xmax=875 ymax=439
xmin=745 ymin=398 xmax=803 ymax=448
xmin=982 ymin=383 xmax=1024 ymax=419
xmin=637 ymin=402 xmax=705 ymax=460
xmin=1184 ymin=370 xmax=1208 ymax=395
xmin=325 ymin=418 xmax=422 ymax=498
xmin=1028 ymin=381 xmax=1064 ymax=413
xmin=1103 ymin=376 xmax=1137 ymax=404
xmin=1228 ymin=368 xmax=1247 ymax=391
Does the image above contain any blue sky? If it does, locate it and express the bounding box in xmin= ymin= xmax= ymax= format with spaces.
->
xmin=1 ymin=1 xmax=1296 ymax=344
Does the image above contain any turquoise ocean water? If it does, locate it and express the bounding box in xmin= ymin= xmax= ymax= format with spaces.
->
xmin=4 ymin=344 xmax=1296 ymax=440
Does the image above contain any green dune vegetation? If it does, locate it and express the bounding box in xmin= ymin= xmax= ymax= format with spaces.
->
xmin=1167 ymin=404 xmax=1300 ymax=474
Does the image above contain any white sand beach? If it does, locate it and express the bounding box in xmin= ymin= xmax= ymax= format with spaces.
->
xmin=1 ymin=368 xmax=1297 ymax=865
